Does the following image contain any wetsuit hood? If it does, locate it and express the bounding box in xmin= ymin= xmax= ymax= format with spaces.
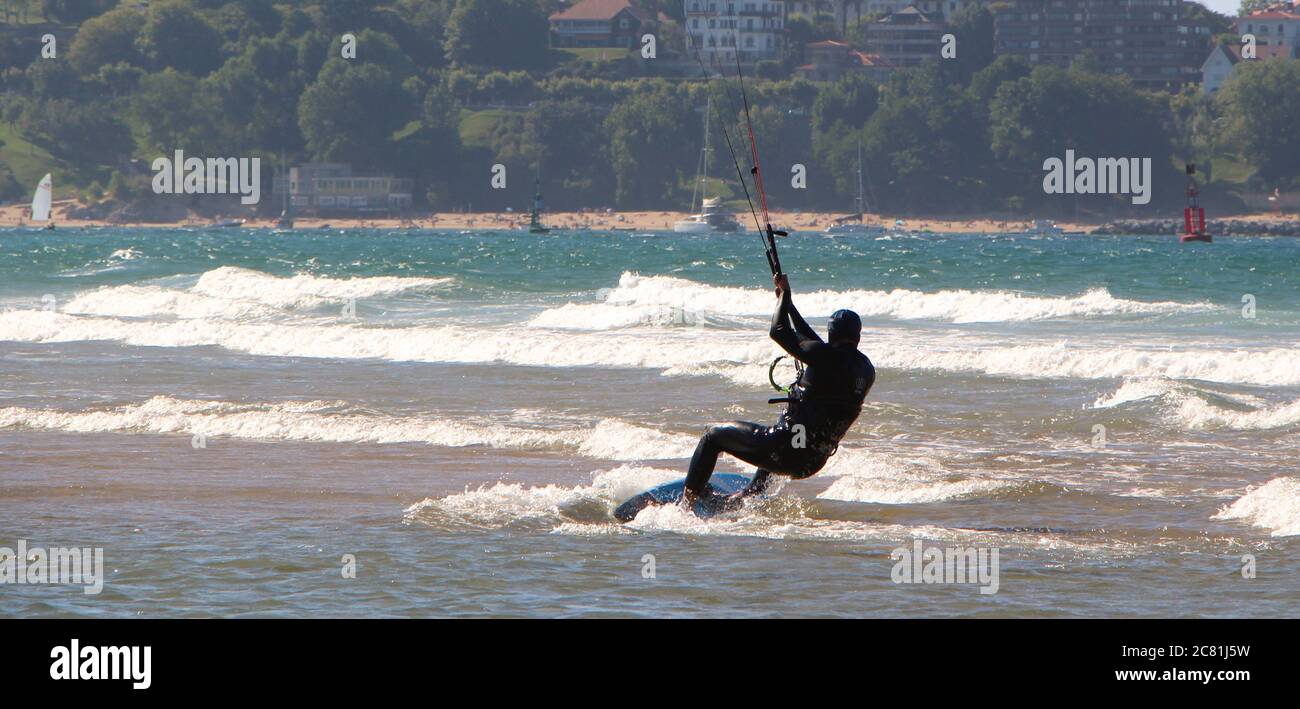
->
xmin=827 ymin=309 xmax=861 ymax=345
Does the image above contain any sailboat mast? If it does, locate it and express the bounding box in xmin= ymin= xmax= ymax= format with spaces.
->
xmin=855 ymin=141 xmax=864 ymax=216
xmin=701 ymin=96 xmax=712 ymax=206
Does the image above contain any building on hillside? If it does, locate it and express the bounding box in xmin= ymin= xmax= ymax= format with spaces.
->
xmin=274 ymin=163 xmax=413 ymax=215
xmin=795 ymin=39 xmax=896 ymax=81
xmin=684 ymin=0 xmax=786 ymax=66
xmin=991 ymin=0 xmax=1214 ymax=91
xmin=1200 ymin=43 xmax=1241 ymax=93
xmin=787 ymin=1 xmax=981 ymax=33
xmin=860 ymin=5 xmax=947 ymax=68
xmin=549 ymin=0 xmax=657 ymax=48
xmin=1237 ymin=2 xmax=1300 ymax=59
xmin=861 ymin=0 xmax=979 ymax=21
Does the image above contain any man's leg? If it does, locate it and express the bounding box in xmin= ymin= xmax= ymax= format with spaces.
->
xmin=684 ymin=422 xmax=781 ymax=496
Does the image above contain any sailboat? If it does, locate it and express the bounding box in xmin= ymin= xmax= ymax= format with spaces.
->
xmin=31 ymin=173 xmax=54 ymax=230
xmin=527 ymin=164 xmax=549 ymax=234
xmin=275 ymin=150 xmax=294 ymax=231
xmin=674 ymin=98 xmax=740 ymax=234
xmin=825 ymin=142 xmax=882 ymax=236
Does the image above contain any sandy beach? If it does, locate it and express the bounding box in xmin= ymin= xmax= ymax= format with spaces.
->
xmin=0 ymin=201 xmax=1110 ymax=233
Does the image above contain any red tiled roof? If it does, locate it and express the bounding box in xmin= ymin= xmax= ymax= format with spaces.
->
xmin=1246 ymin=11 xmax=1300 ymax=19
xmin=852 ymin=50 xmax=893 ymax=67
xmin=807 ymin=39 xmax=849 ymax=49
xmin=550 ymin=0 xmax=645 ymax=21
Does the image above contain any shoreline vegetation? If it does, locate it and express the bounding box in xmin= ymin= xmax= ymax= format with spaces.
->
xmin=2 ymin=202 xmax=1297 ymax=235
xmin=0 ymin=2 xmax=1296 ymax=225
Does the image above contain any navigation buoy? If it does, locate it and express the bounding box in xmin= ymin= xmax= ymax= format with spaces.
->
xmin=1180 ymin=164 xmax=1211 ymax=243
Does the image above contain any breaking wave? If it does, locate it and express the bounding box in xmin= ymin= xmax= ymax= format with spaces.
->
xmin=62 ymin=266 xmax=454 ymax=319
xmin=1213 ymin=477 xmax=1300 ymax=537
xmin=0 ymin=396 xmax=698 ymax=459
xmin=532 ymin=272 xmax=1215 ymax=328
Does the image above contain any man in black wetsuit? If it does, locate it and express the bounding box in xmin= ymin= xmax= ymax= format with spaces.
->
xmin=683 ymin=273 xmax=875 ymax=504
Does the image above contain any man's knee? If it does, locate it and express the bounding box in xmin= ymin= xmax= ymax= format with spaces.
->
xmin=702 ymin=422 xmax=743 ymax=442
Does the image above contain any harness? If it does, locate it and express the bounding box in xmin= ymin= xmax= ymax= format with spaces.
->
xmin=765 ymin=355 xmax=849 ymax=458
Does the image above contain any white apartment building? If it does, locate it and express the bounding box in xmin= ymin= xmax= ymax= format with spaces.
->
xmin=685 ymin=0 xmax=785 ymax=66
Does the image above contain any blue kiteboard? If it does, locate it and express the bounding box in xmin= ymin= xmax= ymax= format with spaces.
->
xmin=613 ymin=473 xmax=753 ymax=522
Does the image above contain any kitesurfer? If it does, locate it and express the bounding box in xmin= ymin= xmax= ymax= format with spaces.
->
xmin=682 ymin=273 xmax=875 ymax=505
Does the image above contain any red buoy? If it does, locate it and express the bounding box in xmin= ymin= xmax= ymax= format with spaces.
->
xmin=1180 ymin=164 xmax=1212 ymax=243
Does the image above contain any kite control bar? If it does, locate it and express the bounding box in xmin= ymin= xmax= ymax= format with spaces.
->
xmin=763 ymin=222 xmax=786 ymax=276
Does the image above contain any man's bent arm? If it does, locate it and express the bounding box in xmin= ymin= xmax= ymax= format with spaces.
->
xmin=770 ymin=290 xmax=825 ymax=363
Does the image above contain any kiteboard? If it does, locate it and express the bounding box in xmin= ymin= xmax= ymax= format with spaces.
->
xmin=613 ymin=473 xmax=753 ymax=522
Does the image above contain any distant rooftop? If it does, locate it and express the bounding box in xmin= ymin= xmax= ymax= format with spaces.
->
xmin=550 ymin=0 xmax=653 ymax=21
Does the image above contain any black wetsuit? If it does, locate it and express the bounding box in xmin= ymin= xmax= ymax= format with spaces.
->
xmin=684 ymin=290 xmax=875 ymax=496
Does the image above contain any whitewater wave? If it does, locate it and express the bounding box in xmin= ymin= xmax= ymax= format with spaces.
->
xmin=404 ymin=464 xmax=1117 ymax=551
xmin=4 ymin=309 xmax=1299 ymax=388
xmin=536 ymin=272 xmax=1215 ymax=328
xmin=0 ymin=309 xmax=773 ymax=370
xmin=1093 ymin=379 xmax=1300 ymax=431
xmin=883 ymin=342 xmax=1300 ymax=388
xmin=1213 ymin=477 xmax=1300 ymax=537
xmin=0 ymin=396 xmax=698 ymax=459
xmin=816 ymin=449 xmax=1018 ymax=504
xmin=62 ymin=266 xmax=454 ymax=319
xmin=404 ymin=463 xmax=906 ymax=539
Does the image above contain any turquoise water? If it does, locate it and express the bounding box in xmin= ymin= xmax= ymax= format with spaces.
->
xmin=1 ymin=227 xmax=1296 ymax=617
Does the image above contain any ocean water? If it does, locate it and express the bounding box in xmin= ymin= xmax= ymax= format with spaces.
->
xmin=0 ymin=226 xmax=1296 ymax=617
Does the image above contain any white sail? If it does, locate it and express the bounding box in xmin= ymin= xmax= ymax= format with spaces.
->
xmin=31 ymin=173 xmax=52 ymax=222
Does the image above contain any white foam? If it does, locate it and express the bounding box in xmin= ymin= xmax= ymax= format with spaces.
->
xmin=403 ymin=464 xmax=681 ymax=528
xmin=403 ymin=463 xmax=915 ymax=541
xmin=0 ymin=309 xmax=773 ymax=371
xmin=6 ymin=307 xmax=1300 ymax=388
xmin=0 ymin=396 xmax=696 ymax=459
xmin=64 ymin=285 xmax=287 ymax=320
xmin=1213 ymin=477 xmax=1300 ymax=537
xmin=884 ymin=341 xmax=1300 ymax=388
xmin=816 ymin=449 xmax=1014 ymax=504
xmin=1093 ymin=379 xmax=1300 ymax=430
xmin=62 ymin=266 xmax=453 ymax=319
xmin=1093 ymin=378 xmax=1181 ymax=408
xmin=1173 ymin=396 xmax=1300 ymax=431
xmin=193 ymin=266 xmax=453 ymax=304
xmin=543 ymin=272 xmax=1214 ymax=327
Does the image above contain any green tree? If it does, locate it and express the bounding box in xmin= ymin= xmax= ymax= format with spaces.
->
xmin=40 ymin=0 xmax=115 ymax=23
xmin=968 ymin=54 xmax=1031 ymax=103
xmin=133 ymin=68 xmax=219 ymax=151
xmin=26 ymin=58 xmax=79 ymax=99
xmin=20 ymin=98 xmax=134 ymax=164
xmin=860 ymin=64 xmax=996 ymax=212
xmin=298 ymin=60 xmax=413 ymax=166
xmin=519 ymin=99 xmax=611 ymax=209
xmin=989 ymin=65 xmax=1174 ymax=206
xmin=1216 ymin=59 xmax=1300 ymax=186
xmin=947 ymin=3 xmax=995 ymax=82
xmin=68 ymin=5 xmax=146 ymax=75
xmin=811 ymin=74 xmax=880 ymax=200
xmin=135 ymin=1 xmax=224 ymax=76
xmin=604 ymin=84 xmax=694 ymax=207
xmin=444 ymin=0 xmax=548 ymax=70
